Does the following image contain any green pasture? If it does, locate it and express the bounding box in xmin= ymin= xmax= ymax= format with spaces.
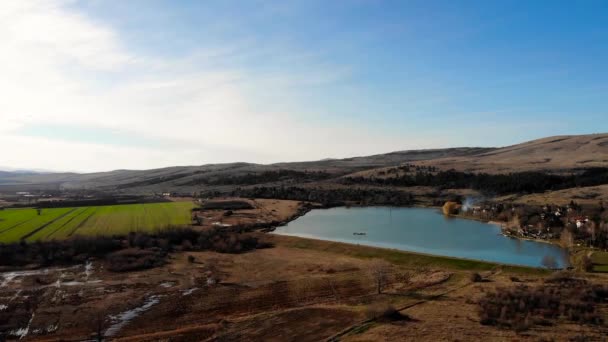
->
xmin=0 ymin=202 xmax=196 ymax=243
xmin=590 ymin=251 xmax=608 ymax=273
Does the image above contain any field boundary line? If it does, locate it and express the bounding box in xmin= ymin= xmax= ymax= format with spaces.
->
xmin=0 ymin=216 xmax=37 ymax=236
xmin=43 ymin=207 xmax=91 ymax=239
xmin=21 ymin=208 xmax=77 ymax=241
xmin=67 ymin=210 xmax=97 ymax=237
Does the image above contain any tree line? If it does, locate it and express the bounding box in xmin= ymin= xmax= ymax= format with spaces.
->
xmin=179 ymin=170 xmax=335 ymax=186
xmin=229 ymin=186 xmax=415 ymax=207
xmin=342 ymin=168 xmax=608 ymax=195
xmin=0 ymin=227 xmax=272 ymax=270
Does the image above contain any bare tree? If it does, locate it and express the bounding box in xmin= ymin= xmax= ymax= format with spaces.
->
xmin=369 ymin=259 xmax=391 ymax=294
xmin=582 ymin=254 xmax=594 ymax=272
xmin=560 ymin=228 xmax=574 ymax=248
xmin=588 ymin=222 xmax=597 ymax=245
xmin=94 ymin=313 xmax=105 ymax=342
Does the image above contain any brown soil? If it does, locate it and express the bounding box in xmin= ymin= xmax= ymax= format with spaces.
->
xmin=192 ymin=198 xmax=309 ymax=229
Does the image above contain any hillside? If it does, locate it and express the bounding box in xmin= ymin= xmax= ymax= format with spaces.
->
xmin=417 ymin=133 xmax=608 ymax=173
xmin=2 ymin=133 xmax=608 ymax=194
xmin=0 ymin=148 xmax=492 ymax=193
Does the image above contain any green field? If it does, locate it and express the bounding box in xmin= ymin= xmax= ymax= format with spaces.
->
xmin=590 ymin=251 xmax=608 ymax=273
xmin=0 ymin=202 xmax=196 ymax=243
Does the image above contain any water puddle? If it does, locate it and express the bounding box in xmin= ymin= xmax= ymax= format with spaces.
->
xmin=62 ymin=280 xmax=102 ymax=286
xmin=32 ymin=324 xmax=58 ymax=335
xmin=84 ymin=260 xmax=93 ymax=282
xmin=182 ymin=288 xmax=198 ymax=296
xmin=9 ymin=312 xmax=35 ymax=340
xmin=0 ymin=269 xmax=51 ymax=288
xmin=104 ymin=295 xmax=162 ymax=337
xmin=0 ymin=265 xmax=80 ymax=288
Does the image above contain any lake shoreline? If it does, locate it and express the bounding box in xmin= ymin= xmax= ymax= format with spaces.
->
xmin=441 ymin=211 xmax=574 ymax=263
xmin=272 ymin=233 xmax=547 ymax=272
xmin=287 ymin=203 xmax=567 ymax=250
xmin=275 ymin=206 xmax=569 ymax=269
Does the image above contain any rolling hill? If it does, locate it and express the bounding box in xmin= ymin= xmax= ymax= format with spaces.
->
xmin=417 ymin=133 xmax=608 ymax=173
xmin=1 ymin=133 xmax=608 ymax=194
xmin=0 ymin=148 xmax=493 ymax=193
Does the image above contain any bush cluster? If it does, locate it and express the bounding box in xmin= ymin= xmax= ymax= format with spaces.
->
xmin=0 ymin=237 xmax=123 ymax=267
xmin=106 ymin=248 xmax=166 ymax=272
xmin=478 ymin=276 xmax=608 ymax=331
xmin=0 ymin=227 xmax=272 ymax=271
xmin=365 ymin=303 xmax=409 ymax=321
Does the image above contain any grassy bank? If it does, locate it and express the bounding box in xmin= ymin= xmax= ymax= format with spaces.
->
xmin=273 ymin=234 xmax=548 ymax=275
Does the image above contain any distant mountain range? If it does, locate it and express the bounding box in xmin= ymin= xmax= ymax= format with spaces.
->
xmin=0 ymin=167 xmax=53 ymax=174
xmin=1 ymin=133 xmax=607 ymax=194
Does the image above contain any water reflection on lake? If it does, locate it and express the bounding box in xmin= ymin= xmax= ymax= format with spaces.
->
xmin=275 ymin=207 xmax=569 ymax=268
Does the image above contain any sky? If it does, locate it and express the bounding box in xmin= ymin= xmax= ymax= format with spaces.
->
xmin=1 ymin=0 xmax=607 ymax=172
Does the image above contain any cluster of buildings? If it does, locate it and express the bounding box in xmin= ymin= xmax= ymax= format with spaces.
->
xmin=463 ymin=201 xmax=597 ymax=242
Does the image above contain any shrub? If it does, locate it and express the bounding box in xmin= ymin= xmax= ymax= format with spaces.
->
xmin=365 ymin=303 xmax=409 ymax=321
xmin=582 ymin=255 xmax=594 ymax=272
xmin=470 ymin=272 xmax=483 ymax=282
xmin=541 ymin=255 xmax=559 ymax=269
xmin=106 ymin=248 xmax=166 ymax=272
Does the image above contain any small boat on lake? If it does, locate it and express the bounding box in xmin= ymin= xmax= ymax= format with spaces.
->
xmin=353 ymin=232 xmax=366 ymax=236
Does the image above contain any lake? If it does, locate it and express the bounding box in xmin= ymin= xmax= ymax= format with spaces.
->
xmin=275 ymin=207 xmax=569 ymax=268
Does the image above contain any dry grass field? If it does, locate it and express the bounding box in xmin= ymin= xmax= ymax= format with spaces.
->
xmin=417 ymin=133 xmax=608 ymax=173
xmin=498 ymin=184 xmax=608 ymax=206
xmin=2 ymin=234 xmax=606 ymax=341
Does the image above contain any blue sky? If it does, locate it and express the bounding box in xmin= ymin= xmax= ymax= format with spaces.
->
xmin=1 ymin=0 xmax=607 ymax=172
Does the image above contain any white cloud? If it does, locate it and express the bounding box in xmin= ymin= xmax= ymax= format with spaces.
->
xmin=0 ymin=1 xmax=440 ymax=172
xmin=1 ymin=0 xmax=131 ymax=70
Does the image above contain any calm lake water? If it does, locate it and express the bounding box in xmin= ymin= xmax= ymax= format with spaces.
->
xmin=275 ymin=207 xmax=569 ymax=268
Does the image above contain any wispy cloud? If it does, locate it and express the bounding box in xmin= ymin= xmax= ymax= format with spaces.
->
xmin=0 ymin=0 xmax=415 ymax=172
xmin=4 ymin=1 xmax=598 ymax=172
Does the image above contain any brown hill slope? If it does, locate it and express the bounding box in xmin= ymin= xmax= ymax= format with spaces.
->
xmin=2 ymin=133 xmax=608 ymax=193
xmin=417 ymin=133 xmax=608 ymax=173
xmin=0 ymin=148 xmax=492 ymax=193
